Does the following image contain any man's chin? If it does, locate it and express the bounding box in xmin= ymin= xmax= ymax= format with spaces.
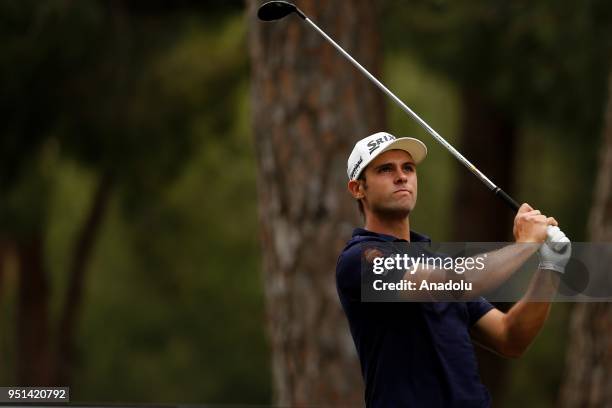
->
xmin=372 ymin=205 xmax=413 ymax=219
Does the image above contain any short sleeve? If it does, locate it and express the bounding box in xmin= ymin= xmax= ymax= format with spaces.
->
xmin=337 ymin=240 xmax=404 ymax=300
xmin=336 ymin=245 xmax=363 ymax=302
xmin=466 ymin=297 xmax=495 ymax=326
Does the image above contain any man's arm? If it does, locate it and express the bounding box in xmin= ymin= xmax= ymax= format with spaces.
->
xmin=469 ymin=224 xmax=571 ymax=358
xmin=469 ymin=269 xmax=560 ymax=358
xmin=398 ymin=242 xmax=540 ymax=301
xmin=399 ymin=203 xmax=557 ymax=301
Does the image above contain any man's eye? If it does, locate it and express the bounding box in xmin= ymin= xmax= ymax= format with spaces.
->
xmin=404 ymin=165 xmax=414 ymax=172
xmin=379 ymin=166 xmax=392 ymax=173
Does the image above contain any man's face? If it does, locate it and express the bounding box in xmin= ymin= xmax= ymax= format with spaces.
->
xmin=360 ymin=149 xmax=418 ymax=218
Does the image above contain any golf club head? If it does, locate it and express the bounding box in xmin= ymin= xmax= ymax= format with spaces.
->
xmin=257 ymin=1 xmax=303 ymax=21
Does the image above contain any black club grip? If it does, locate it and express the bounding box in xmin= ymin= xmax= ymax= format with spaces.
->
xmin=494 ymin=188 xmax=520 ymax=212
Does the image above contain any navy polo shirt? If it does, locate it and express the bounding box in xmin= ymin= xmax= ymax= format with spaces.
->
xmin=336 ymin=228 xmax=494 ymax=408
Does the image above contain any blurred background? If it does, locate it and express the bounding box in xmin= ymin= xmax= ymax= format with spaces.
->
xmin=1 ymin=0 xmax=611 ymax=407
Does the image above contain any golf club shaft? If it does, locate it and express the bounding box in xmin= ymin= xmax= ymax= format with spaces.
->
xmin=301 ymin=17 xmax=520 ymax=212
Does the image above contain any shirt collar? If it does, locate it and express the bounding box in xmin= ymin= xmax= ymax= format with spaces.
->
xmin=352 ymin=227 xmax=431 ymax=243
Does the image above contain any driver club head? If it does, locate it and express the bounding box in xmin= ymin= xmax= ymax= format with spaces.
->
xmin=257 ymin=1 xmax=303 ymax=21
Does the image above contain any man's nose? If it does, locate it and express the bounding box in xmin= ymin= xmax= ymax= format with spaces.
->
xmin=395 ymin=171 xmax=408 ymax=183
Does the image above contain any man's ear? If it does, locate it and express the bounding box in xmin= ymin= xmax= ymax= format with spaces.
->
xmin=348 ymin=179 xmax=364 ymax=199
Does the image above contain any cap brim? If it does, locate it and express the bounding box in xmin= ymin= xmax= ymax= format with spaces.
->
xmin=379 ymin=137 xmax=428 ymax=164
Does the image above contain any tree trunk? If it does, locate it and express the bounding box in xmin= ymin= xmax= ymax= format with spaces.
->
xmin=558 ymin=70 xmax=612 ymax=408
xmin=0 ymin=240 xmax=6 ymax=301
xmin=453 ymin=88 xmax=518 ymax=405
xmin=247 ymin=0 xmax=385 ymax=405
xmin=16 ymin=234 xmax=52 ymax=386
xmin=56 ymin=172 xmax=113 ymax=386
xmin=453 ymin=88 xmax=516 ymax=241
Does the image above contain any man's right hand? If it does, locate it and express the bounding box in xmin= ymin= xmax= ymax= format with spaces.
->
xmin=513 ymin=203 xmax=558 ymax=243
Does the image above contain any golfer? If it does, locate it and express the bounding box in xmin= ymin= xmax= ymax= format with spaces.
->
xmin=336 ymin=132 xmax=571 ymax=408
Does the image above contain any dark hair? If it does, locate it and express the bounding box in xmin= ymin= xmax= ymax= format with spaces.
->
xmin=356 ymin=173 xmax=366 ymax=219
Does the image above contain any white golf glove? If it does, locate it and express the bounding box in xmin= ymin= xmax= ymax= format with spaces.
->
xmin=538 ymin=226 xmax=571 ymax=273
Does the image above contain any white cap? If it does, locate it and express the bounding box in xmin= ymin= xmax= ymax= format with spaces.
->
xmin=347 ymin=132 xmax=427 ymax=180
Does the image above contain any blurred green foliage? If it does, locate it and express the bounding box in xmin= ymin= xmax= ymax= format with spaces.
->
xmin=1 ymin=0 xmax=268 ymax=404
xmin=382 ymin=0 xmax=612 ymax=131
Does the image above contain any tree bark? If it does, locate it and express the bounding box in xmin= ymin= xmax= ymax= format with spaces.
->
xmin=558 ymin=70 xmax=612 ymax=408
xmin=248 ymin=0 xmax=385 ymax=405
xmin=453 ymin=88 xmax=518 ymax=405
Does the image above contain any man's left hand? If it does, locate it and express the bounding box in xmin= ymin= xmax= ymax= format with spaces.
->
xmin=538 ymin=226 xmax=571 ymax=273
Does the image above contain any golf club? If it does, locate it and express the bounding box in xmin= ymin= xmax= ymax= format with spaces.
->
xmin=257 ymin=1 xmax=569 ymax=246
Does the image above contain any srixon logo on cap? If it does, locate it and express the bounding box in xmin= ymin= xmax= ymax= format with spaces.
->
xmin=367 ymin=134 xmax=396 ymax=154
xmin=350 ymin=157 xmax=363 ymax=179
